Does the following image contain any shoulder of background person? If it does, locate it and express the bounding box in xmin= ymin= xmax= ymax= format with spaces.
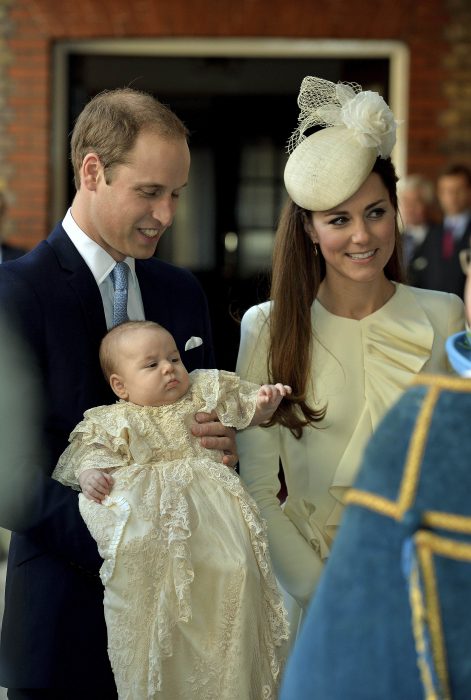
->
xmin=1 ymin=242 xmax=28 ymax=261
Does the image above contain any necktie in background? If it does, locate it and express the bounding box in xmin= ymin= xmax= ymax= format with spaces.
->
xmin=441 ymin=226 xmax=454 ymax=260
xmin=110 ymin=262 xmax=129 ymax=326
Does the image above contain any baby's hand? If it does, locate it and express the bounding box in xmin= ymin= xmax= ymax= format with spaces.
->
xmin=252 ymin=383 xmax=292 ymax=425
xmin=259 ymin=383 xmax=292 ymax=407
xmin=78 ymin=469 xmax=114 ymax=504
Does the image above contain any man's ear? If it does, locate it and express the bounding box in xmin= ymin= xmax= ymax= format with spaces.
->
xmin=81 ymin=153 xmax=102 ymax=191
xmin=110 ymin=373 xmax=128 ymax=400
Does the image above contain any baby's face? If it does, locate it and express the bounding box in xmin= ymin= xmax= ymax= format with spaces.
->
xmin=114 ymin=327 xmax=190 ymax=406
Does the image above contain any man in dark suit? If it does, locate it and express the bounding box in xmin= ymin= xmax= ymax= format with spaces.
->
xmin=397 ymin=173 xmax=435 ymax=277
xmin=0 ymin=88 xmax=236 ymax=699
xmin=407 ymin=164 xmax=471 ymax=298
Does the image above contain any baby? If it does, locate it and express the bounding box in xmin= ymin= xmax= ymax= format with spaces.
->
xmin=53 ymin=320 xmax=290 ymax=700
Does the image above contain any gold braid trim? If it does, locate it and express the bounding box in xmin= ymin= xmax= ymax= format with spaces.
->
xmin=416 ymin=530 xmax=471 ymax=560
xmin=412 ymin=373 xmax=471 ymax=392
xmin=413 ymin=530 xmax=471 ymax=700
xmin=408 ymin=563 xmax=440 ymax=700
xmin=346 ymin=380 xmax=471 ymax=536
xmin=396 ymin=384 xmax=440 ymax=515
xmin=343 ymin=490 xmax=400 ymax=519
xmin=346 ymin=384 xmax=440 ymax=519
xmin=423 ymin=511 xmax=471 ymax=535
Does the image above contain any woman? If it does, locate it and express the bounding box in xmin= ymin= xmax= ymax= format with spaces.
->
xmin=236 ymin=76 xmax=465 ymax=636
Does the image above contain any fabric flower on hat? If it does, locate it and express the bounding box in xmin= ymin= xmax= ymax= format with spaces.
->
xmin=340 ymin=90 xmax=397 ymax=158
xmin=288 ymin=76 xmax=398 ymax=160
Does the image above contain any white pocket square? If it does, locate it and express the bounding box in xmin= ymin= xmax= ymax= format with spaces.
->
xmin=185 ymin=336 xmax=203 ymax=351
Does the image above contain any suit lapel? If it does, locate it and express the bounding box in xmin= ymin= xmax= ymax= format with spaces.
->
xmin=136 ymin=259 xmax=167 ymax=325
xmin=47 ymin=224 xmax=108 ymax=341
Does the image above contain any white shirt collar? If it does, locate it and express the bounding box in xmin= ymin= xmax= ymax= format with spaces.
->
xmin=62 ymin=208 xmax=137 ymax=285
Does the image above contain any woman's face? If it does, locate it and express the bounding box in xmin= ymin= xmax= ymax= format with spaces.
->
xmin=304 ymin=172 xmax=397 ymax=287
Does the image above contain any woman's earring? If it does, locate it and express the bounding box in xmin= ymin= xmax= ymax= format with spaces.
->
xmin=313 ymin=242 xmax=318 ymax=257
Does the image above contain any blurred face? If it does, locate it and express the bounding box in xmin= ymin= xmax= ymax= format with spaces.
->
xmin=110 ymin=326 xmax=190 ymax=406
xmin=399 ymin=187 xmax=429 ymax=227
xmin=437 ymin=174 xmax=471 ymax=217
xmin=82 ymin=131 xmax=190 ymax=262
xmin=305 ymin=173 xmax=396 ymax=287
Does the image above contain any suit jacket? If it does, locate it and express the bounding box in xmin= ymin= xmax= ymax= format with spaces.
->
xmin=407 ymin=218 xmax=471 ymax=298
xmin=1 ymin=242 xmax=27 ymax=262
xmin=0 ymin=224 xmax=215 ymax=691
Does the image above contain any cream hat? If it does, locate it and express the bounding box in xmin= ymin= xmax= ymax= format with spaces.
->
xmin=284 ymin=77 xmax=399 ymax=211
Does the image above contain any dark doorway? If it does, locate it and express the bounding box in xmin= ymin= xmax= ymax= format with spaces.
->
xmin=66 ymin=53 xmax=389 ymax=369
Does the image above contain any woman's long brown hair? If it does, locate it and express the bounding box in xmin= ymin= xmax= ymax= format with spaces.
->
xmin=264 ymin=157 xmax=405 ymax=438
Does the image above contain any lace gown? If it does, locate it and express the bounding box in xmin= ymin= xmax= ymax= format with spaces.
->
xmin=53 ymin=369 xmax=289 ymax=700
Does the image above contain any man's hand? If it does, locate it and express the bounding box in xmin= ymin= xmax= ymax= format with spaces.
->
xmin=78 ymin=468 xmax=114 ymax=503
xmin=191 ymin=410 xmax=238 ymax=469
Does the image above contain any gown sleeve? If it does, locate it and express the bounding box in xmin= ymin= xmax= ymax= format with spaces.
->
xmin=52 ymin=405 xmax=132 ymax=489
xmin=236 ymin=304 xmax=324 ymax=609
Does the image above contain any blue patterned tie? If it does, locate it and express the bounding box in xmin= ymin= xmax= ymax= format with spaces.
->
xmin=110 ymin=262 xmax=129 ymax=326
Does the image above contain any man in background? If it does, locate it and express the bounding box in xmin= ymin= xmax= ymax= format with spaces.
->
xmin=408 ymin=163 xmax=471 ymax=297
xmin=397 ymin=173 xmax=436 ymax=282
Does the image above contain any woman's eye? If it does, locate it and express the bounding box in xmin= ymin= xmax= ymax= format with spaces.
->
xmin=369 ymin=208 xmax=386 ymax=219
xmin=329 ymin=216 xmax=348 ymax=226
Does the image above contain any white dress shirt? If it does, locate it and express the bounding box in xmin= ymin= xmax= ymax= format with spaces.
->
xmin=62 ymin=208 xmax=145 ymax=329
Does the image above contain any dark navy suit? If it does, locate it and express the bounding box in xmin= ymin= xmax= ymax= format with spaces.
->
xmin=407 ymin=219 xmax=471 ymax=298
xmin=0 ymin=224 xmax=215 ymax=694
xmin=0 ymin=243 xmax=27 ymax=262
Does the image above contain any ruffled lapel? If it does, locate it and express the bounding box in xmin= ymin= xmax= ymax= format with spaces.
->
xmin=364 ymin=283 xmax=434 ymax=425
xmin=324 ymin=283 xmax=435 ymax=532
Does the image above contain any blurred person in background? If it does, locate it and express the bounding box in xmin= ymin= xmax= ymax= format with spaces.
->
xmin=407 ymin=164 xmax=471 ymax=298
xmin=0 ymin=316 xmax=43 ymax=552
xmin=397 ymin=173 xmax=436 ymax=281
xmin=0 ymin=191 xmax=26 ymax=263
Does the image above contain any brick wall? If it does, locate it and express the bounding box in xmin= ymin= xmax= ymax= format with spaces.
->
xmin=2 ymin=0 xmax=470 ymax=248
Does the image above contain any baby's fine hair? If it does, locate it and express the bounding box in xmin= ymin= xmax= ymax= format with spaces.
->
xmin=99 ymin=320 xmax=165 ymax=382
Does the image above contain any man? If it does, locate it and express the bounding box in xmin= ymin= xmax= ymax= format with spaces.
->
xmin=0 ymin=88 xmax=236 ymax=698
xmin=409 ymin=163 xmax=471 ymax=297
xmin=280 ymin=246 xmax=471 ymax=700
xmin=397 ymin=173 xmax=435 ymax=280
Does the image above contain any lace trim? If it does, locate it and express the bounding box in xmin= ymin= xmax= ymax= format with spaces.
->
xmin=97 ymin=494 xmax=132 ymax=585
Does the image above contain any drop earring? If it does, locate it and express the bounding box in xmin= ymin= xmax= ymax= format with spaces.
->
xmin=313 ymin=242 xmax=318 ymax=256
